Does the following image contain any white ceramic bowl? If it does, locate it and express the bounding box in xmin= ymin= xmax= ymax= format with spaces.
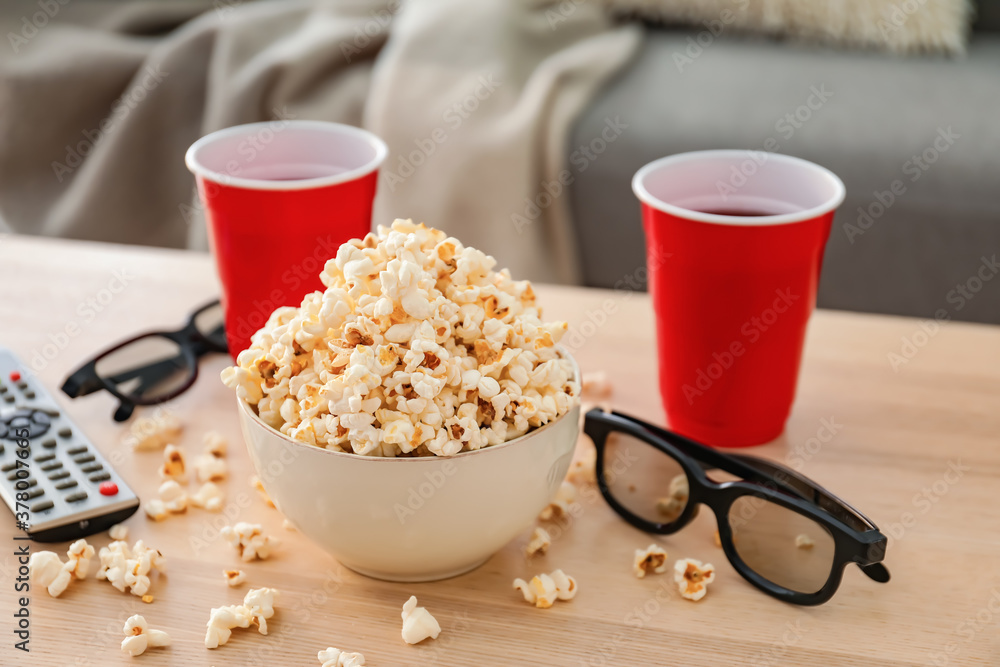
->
xmin=237 ymin=359 xmax=581 ymax=582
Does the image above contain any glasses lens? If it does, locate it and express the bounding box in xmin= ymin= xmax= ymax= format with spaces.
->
xmin=94 ymin=335 xmax=192 ymax=402
xmin=728 ymin=495 xmax=836 ymax=594
xmin=602 ymin=431 xmax=690 ymax=524
xmin=193 ymin=302 xmax=227 ymax=350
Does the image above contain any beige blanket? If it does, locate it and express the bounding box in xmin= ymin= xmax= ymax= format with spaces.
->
xmin=0 ymin=0 xmax=640 ymax=283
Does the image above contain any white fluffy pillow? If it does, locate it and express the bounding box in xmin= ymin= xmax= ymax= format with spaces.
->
xmin=604 ymin=0 xmax=973 ymax=54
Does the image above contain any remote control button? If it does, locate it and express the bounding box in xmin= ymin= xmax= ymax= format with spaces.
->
xmin=89 ymin=472 xmax=111 ymax=482
xmin=9 ymin=371 xmax=21 ymax=382
xmin=30 ymin=500 xmax=54 ymax=513
xmin=81 ymin=463 xmax=103 ymax=473
xmin=9 ymin=408 xmax=33 ymax=419
xmin=37 ymin=409 xmax=60 ymax=417
xmin=36 ymin=453 xmax=56 ymax=463
xmin=9 ymin=416 xmax=30 ymax=429
xmin=42 ymin=438 xmax=57 ymax=448
xmin=48 ymin=470 xmax=70 ymax=480
xmin=31 ymin=412 xmax=50 ymax=427
xmin=65 ymin=492 xmax=88 ymax=503
xmin=40 ymin=461 xmax=63 ymax=472
xmin=23 ymin=391 xmax=35 ymax=399
xmin=55 ymin=479 xmax=78 ymax=490
xmin=26 ymin=488 xmax=44 ymax=499
xmin=17 ymin=381 xmax=28 ymax=390
xmin=99 ymin=481 xmax=119 ymax=496
xmin=0 ymin=384 xmax=6 ymax=393
xmin=1 ymin=461 xmax=18 ymax=471
xmin=22 ymin=478 xmax=37 ymax=488
xmin=3 ymin=395 xmax=13 ymax=403
xmin=7 ymin=470 xmax=26 ymax=481
xmin=74 ymin=454 xmax=96 ymax=464
xmin=67 ymin=446 xmax=88 ymax=455
xmin=0 ymin=443 xmax=4 ymax=455
xmin=58 ymin=427 xmax=72 ymax=438
xmin=0 ymin=424 xmax=6 ymax=439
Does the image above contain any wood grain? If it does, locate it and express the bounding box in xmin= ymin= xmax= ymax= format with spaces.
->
xmin=1 ymin=235 xmax=999 ymax=666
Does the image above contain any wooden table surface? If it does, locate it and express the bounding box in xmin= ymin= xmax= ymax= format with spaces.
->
xmin=1 ymin=235 xmax=998 ymax=667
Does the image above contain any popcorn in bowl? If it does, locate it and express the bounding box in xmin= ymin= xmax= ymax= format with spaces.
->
xmin=221 ymin=219 xmax=580 ymax=457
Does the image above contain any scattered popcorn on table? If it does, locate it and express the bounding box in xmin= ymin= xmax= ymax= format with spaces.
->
xmin=224 ymin=569 xmax=247 ymax=587
xmin=513 ymin=569 xmax=577 ymax=608
xmin=795 ymin=533 xmax=815 ymax=549
xmin=158 ymin=480 xmax=188 ymax=513
xmin=243 ymin=587 xmax=279 ymax=634
xmin=120 ymin=614 xmax=170 ymax=656
xmin=28 ymin=551 xmax=73 ymax=597
xmin=713 ymin=530 xmax=722 ymax=548
xmin=195 ymin=452 xmax=228 ymax=483
xmin=524 ymin=527 xmax=551 ymax=558
xmin=581 ymin=371 xmax=612 ymax=398
xmin=97 ymin=540 xmax=166 ymax=597
xmin=633 ymin=544 xmax=668 ymax=578
xmin=221 ymin=220 xmax=580 ymax=458
xmin=400 ymin=595 xmax=441 ymax=644
xmin=566 ymin=440 xmax=597 ymax=485
xmin=158 ymin=444 xmax=187 ymax=481
xmin=674 ymin=558 xmax=715 ymax=601
xmin=142 ymin=595 xmax=154 ymax=604
xmin=203 ymin=430 xmax=229 ymax=457
xmin=143 ymin=499 xmax=168 ymax=522
xmin=109 ymin=524 xmax=129 ymax=541
xmin=319 ymin=647 xmax=367 ymax=667
xmin=221 ymin=522 xmax=279 ymax=561
xmin=250 ymin=475 xmax=275 ymax=507
xmin=125 ymin=410 xmax=182 ymax=450
xmin=656 ymin=473 xmax=690 ymax=522
xmin=539 ymin=481 xmax=577 ymax=520
xmin=205 ymin=604 xmax=252 ymax=649
xmin=66 ymin=539 xmax=95 ymax=579
xmin=204 ymin=588 xmax=278 ymax=648
xmin=190 ymin=482 xmax=225 ymax=511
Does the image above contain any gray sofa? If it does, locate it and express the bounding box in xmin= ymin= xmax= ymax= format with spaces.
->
xmin=569 ymin=16 xmax=1000 ymax=324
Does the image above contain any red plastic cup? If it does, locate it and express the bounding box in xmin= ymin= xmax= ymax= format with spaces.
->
xmin=632 ymin=150 xmax=845 ymax=447
xmin=186 ymin=121 xmax=387 ymax=356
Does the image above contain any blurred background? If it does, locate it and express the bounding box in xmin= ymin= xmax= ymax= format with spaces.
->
xmin=1 ymin=0 xmax=997 ymax=322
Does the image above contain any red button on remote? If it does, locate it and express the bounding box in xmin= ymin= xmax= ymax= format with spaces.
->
xmin=9 ymin=371 xmax=20 ymax=382
xmin=99 ymin=482 xmax=119 ymax=496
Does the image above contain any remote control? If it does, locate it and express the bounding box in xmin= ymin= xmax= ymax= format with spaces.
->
xmin=0 ymin=347 xmax=139 ymax=542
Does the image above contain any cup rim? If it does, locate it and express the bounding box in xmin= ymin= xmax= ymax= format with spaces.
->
xmin=237 ymin=349 xmax=581 ymax=463
xmin=632 ymin=150 xmax=846 ymax=227
xmin=185 ymin=120 xmax=388 ymax=192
